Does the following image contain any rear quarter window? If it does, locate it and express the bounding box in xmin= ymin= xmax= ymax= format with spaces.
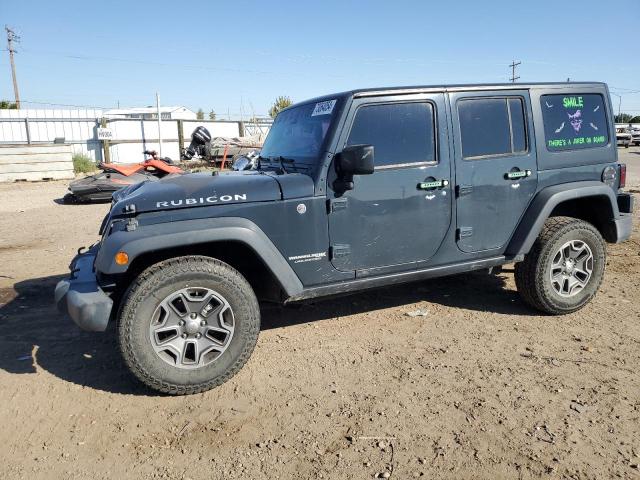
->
xmin=540 ymin=94 xmax=609 ymax=151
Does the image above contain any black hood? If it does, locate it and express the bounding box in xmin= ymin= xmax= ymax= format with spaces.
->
xmin=111 ymin=171 xmax=315 ymax=214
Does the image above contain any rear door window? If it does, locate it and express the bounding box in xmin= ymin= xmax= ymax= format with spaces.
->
xmin=458 ymin=97 xmax=528 ymax=159
xmin=540 ymin=94 xmax=609 ymax=151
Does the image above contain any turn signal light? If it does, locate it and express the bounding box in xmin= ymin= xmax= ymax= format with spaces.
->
xmin=114 ymin=251 xmax=129 ymax=265
xmin=619 ymin=163 xmax=626 ymax=189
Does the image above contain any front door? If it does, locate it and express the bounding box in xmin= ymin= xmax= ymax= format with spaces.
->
xmin=450 ymin=91 xmax=538 ymax=253
xmin=327 ymin=93 xmax=452 ymax=273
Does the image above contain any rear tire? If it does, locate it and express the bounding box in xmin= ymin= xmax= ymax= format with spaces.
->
xmin=514 ymin=217 xmax=606 ymax=315
xmin=118 ymin=256 xmax=260 ymax=395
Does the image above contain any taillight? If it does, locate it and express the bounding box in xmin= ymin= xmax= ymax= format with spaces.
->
xmin=619 ymin=163 xmax=626 ymax=189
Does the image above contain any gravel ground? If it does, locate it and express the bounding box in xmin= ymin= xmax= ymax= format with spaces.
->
xmin=0 ymin=149 xmax=639 ymax=480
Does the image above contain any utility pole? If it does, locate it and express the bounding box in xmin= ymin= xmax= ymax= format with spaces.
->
xmin=5 ymin=26 xmax=21 ymax=108
xmin=509 ymin=60 xmax=521 ymax=83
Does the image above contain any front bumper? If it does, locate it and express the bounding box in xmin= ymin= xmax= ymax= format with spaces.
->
xmin=54 ymin=246 xmax=113 ymax=332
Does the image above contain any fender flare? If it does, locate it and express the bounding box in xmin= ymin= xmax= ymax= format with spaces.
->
xmin=505 ymin=181 xmax=619 ymax=256
xmin=95 ymin=217 xmax=304 ymax=297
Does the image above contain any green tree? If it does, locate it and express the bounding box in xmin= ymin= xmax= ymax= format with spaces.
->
xmin=196 ymin=108 xmax=205 ymax=120
xmin=629 ymin=115 xmax=640 ymax=123
xmin=208 ymin=110 xmax=216 ymax=120
xmin=268 ymin=96 xmax=292 ymax=118
xmin=614 ymin=113 xmax=633 ymax=123
xmin=0 ymin=100 xmax=18 ymax=109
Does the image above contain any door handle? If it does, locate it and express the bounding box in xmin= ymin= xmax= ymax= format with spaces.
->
xmin=504 ymin=169 xmax=532 ymax=180
xmin=418 ymin=179 xmax=449 ymax=190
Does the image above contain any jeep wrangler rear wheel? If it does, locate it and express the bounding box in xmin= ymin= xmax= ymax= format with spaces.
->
xmin=514 ymin=217 xmax=606 ymax=315
xmin=118 ymin=256 xmax=260 ymax=395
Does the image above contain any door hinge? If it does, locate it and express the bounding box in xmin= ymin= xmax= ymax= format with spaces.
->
xmin=330 ymin=244 xmax=351 ymax=259
xmin=457 ymin=227 xmax=473 ymax=239
xmin=327 ymin=198 xmax=348 ymax=213
xmin=456 ymin=185 xmax=473 ymax=197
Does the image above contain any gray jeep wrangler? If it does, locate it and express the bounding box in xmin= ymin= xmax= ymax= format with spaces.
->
xmin=55 ymin=82 xmax=634 ymax=395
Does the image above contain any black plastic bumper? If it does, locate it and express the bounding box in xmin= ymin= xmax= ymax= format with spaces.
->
xmin=613 ymin=213 xmax=633 ymax=243
xmin=613 ymin=192 xmax=634 ymax=243
xmin=54 ymin=246 xmax=113 ymax=332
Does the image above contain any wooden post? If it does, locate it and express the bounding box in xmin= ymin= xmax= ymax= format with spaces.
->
xmin=177 ymin=120 xmax=184 ymax=160
xmin=100 ymin=117 xmax=111 ymax=164
xmin=238 ymin=121 xmax=245 ymax=137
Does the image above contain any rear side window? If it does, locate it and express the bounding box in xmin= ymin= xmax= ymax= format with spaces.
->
xmin=540 ymin=94 xmax=609 ymax=151
xmin=346 ymin=102 xmax=435 ymax=167
xmin=458 ymin=97 xmax=528 ymax=159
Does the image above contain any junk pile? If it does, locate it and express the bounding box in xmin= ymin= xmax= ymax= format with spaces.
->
xmin=182 ymin=126 xmax=263 ymax=165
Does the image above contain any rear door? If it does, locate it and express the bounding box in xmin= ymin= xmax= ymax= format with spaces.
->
xmin=450 ymin=90 xmax=538 ymax=253
xmin=327 ymin=93 xmax=452 ymax=273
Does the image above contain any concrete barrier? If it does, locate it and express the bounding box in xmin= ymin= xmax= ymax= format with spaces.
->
xmin=0 ymin=144 xmax=74 ymax=182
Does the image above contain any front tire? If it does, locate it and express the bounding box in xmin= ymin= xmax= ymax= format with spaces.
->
xmin=514 ymin=217 xmax=606 ymax=315
xmin=118 ymin=256 xmax=260 ymax=395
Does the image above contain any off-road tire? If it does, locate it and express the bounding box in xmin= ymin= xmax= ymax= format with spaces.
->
xmin=514 ymin=216 xmax=606 ymax=315
xmin=118 ymin=256 xmax=260 ymax=395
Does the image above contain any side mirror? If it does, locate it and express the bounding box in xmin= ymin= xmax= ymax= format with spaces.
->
xmin=336 ymin=144 xmax=374 ymax=175
xmin=334 ymin=145 xmax=374 ymax=192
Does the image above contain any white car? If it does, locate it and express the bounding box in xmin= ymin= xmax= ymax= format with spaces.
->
xmin=630 ymin=126 xmax=640 ymax=146
xmin=616 ymin=125 xmax=632 ymax=148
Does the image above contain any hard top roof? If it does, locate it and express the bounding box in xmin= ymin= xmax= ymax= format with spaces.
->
xmin=290 ymin=82 xmax=608 ymax=108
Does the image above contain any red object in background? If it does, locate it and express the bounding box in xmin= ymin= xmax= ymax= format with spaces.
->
xmin=100 ymin=150 xmax=184 ymax=177
xmin=220 ymin=145 xmax=229 ymax=170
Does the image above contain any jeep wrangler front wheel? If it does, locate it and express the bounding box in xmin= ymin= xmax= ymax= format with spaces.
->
xmin=118 ymin=256 xmax=260 ymax=395
xmin=514 ymin=217 xmax=606 ymax=315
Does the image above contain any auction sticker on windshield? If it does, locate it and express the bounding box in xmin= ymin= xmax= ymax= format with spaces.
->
xmin=312 ymin=99 xmax=337 ymax=116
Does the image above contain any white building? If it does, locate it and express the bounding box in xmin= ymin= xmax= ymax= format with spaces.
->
xmin=103 ymin=106 xmax=197 ymax=120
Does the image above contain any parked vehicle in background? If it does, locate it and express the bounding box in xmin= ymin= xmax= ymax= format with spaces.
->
xmin=64 ymin=151 xmax=184 ymax=204
xmin=55 ymin=82 xmax=634 ymax=395
xmin=630 ymin=124 xmax=640 ymax=146
xmin=616 ymin=124 xmax=632 ymax=148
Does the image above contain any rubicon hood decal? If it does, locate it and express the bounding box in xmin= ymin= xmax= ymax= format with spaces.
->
xmin=112 ymin=171 xmax=282 ymax=213
xmin=156 ymin=193 xmax=247 ymax=208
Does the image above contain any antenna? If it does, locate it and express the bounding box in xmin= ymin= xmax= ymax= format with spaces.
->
xmin=509 ymin=60 xmax=521 ymax=83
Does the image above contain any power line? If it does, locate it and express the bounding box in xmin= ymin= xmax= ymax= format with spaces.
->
xmin=5 ymin=26 xmax=20 ymax=108
xmin=509 ymin=60 xmax=521 ymax=83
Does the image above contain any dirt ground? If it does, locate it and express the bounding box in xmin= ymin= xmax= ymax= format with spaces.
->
xmin=1 ymin=149 xmax=639 ymax=480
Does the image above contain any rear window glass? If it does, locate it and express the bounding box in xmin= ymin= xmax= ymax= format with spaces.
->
xmin=458 ymin=97 xmax=528 ymax=159
xmin=346 ymin=102 xmax=435 ymax=167
xmin=540 ymin=94 xmax=609 ymax=151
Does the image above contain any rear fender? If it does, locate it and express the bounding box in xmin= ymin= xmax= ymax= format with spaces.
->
xmin=506 ymin=181 xmax=620 ymax=256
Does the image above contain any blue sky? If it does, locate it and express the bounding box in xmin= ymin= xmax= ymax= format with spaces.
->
xmin=1 ymin=0 xmax=639 ymax=118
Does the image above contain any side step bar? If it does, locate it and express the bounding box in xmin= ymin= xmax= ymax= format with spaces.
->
xmin=285 ymin=255 xmax=523 ymax=303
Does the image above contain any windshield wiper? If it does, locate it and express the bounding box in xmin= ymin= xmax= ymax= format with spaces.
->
xmin=262 ymin=155 xmax=296 ymax=174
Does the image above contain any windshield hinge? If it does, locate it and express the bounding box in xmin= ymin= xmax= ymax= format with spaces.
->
xmin=327 ymin=198 xmax=348 ymax=213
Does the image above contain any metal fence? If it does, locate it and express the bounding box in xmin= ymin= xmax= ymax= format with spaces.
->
xmin=0 ymin=110 xmax=271 ymax=163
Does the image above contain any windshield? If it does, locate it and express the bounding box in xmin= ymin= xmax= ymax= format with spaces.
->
xmin=260 ymin=99 xmax=340 ymax=162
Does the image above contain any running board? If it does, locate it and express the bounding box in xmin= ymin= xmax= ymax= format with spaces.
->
xmin=285 ymin=255 xmax=523 ymax=303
